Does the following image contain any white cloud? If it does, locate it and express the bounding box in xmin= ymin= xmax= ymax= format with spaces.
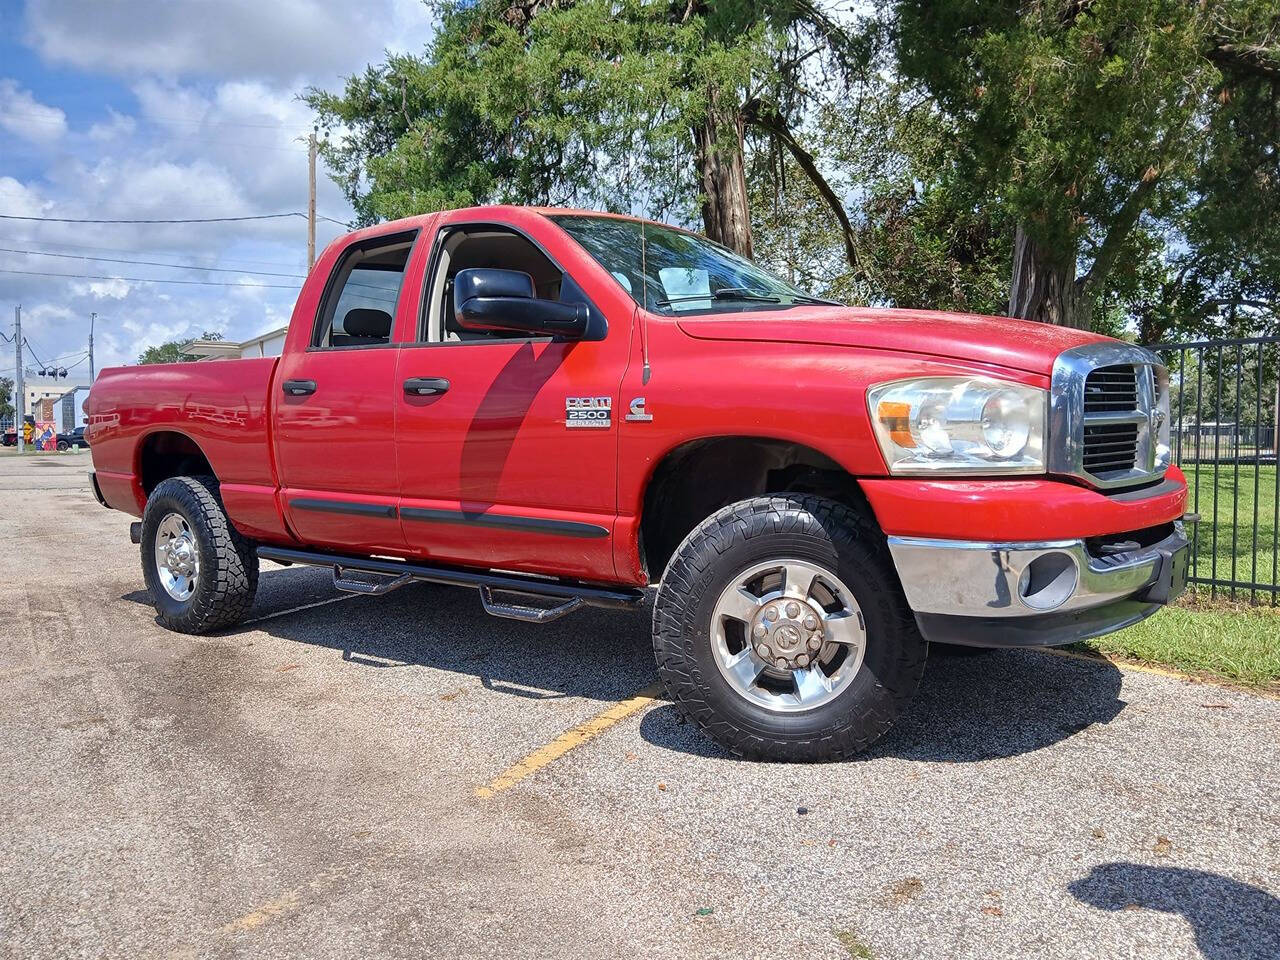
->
xmin=78 ymin=279 xmax=131 ymax=299
xmin=24 ymin=0 xmax=434 ymax=83
xmin=87 ymin=109 xmax=136 ymax=142
xmin=2 ymin=0 xmax=436 ymax=378
xmin=0 ymin=79 xmax=67 ymax=143
xmin=0 ymin=174 xmax=46 ymax=215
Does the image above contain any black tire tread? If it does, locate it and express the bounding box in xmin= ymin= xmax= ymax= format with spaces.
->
xmin=142 ymin=475 xmax=258 ymax=634
xmin=652 ymin=494 xmax=926 ymax=762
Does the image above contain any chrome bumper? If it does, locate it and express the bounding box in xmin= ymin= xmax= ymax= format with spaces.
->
xmin=887 ymin=522 xmax=1190 ymax=647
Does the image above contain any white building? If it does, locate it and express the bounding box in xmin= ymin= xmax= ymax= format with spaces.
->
xmin=183 ymin=326 xmax=287 ymax=361
xmin=24 ymin=374 xmax=89 ymax=411
xmin=12 ymin=375 xmax=90 ymax=430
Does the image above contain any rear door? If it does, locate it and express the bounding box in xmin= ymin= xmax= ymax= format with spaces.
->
xmin=273 ymin=227 xmax=427 ymax=554
xmin=392 ymin=210 xmax=633 ymax=582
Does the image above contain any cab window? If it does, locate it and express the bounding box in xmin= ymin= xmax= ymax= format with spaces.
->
xmin=313 ymin=232 xmax=416 ymax=348
xmin=421 ymin=225 xmax=571 ymax=342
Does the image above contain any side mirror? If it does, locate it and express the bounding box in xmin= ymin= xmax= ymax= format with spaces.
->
xmin=453 ymin=268 xmax=588 ymax=339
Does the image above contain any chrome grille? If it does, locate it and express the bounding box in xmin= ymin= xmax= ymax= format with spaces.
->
xmin=1082 ymin=421 xmax=1140 ymax=474
xmin=1083 ymin=364 xmax=1138 ymax=413
xmin=1049 ymin=344 xmax=1171 ymax=490
xmin=1082 ymin=364 xmax=1142 ymax=474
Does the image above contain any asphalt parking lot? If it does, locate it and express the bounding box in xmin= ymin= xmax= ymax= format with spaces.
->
xmin=1 ymin=449 xmax=1277 ymax=960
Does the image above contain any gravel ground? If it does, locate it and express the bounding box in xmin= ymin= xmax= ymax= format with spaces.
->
xmin=1 ymin=449 xmax=1277 ymax=959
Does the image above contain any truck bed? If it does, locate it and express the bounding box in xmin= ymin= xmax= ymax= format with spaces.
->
xmin=87 ymin=357 xmax=286 ymax=540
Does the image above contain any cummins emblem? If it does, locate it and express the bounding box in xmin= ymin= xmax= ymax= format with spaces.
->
xmin=625 ymin=397 xmax=653 ymax=422
xmin=566 ymin=396 xmax=612 ymax=428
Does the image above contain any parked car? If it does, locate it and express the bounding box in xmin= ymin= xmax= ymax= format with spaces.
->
xmin=3 ymin=416 xmax=36 ymax=447
xmin=85 ymin=206 xmax=1190 ymax=761
xmin=56 ymin=426 xmax=90 ymax=451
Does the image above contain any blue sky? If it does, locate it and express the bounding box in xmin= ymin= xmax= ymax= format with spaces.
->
xmin=0 ymin=0 xmax=434 ymax=378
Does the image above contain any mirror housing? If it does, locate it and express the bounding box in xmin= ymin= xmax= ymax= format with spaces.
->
xmin=453 ymin=268 xmax=588 ymax=339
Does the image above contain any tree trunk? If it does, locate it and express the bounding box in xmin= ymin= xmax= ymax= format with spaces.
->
xmin=1007 ymin=223 xmax=1090 ymax=329
xmin=692 ymin=92 xmax=754 ymax=259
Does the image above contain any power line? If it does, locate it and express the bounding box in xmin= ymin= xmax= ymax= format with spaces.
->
xmin=28 ymin=348 xmax=87 ymax=366
xmin=1 ymin=212 xmax=306 ymax=225
xmin=1 ymin=211 xmax=354 ymax=228
xmin=0 ymin=235 xmax=308 ymax=270
xmin=0 ymin=247 xmax=307 ymax=278
xmin=1 ymin=105 xmax=295 ymax=131
xmin=24 ymin=340 xmax=49 ymax=369
xmin=0 ymin=268 xmax=298 ymax=289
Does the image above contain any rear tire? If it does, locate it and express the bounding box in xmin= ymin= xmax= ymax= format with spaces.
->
xmin=56 ymin=440 xmax=69 ymax=452
xmin=653 ymin=495 xmax=927 ymax=762
xmin=140 ymin=475 xmax=258 ymax=634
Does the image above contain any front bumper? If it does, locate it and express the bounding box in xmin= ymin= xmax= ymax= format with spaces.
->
xmin=888 ymin=522 xmax=1190 ymax=648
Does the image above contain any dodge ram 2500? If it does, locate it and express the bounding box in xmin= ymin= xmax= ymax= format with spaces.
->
xmin=87 ymin=206 xmax=1190 ymax=761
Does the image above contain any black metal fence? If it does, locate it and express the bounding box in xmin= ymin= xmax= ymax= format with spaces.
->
xmin=1151 ymin=335 xmax=1280 ymax=604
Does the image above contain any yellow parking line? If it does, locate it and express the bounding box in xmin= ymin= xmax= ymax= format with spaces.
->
xmin=219 ymin=867 xmax=345 ymax=934
xmin=475 ymin=682 xmax=666 ymax=798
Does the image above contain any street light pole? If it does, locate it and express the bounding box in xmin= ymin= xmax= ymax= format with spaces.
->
xmin=89 ymin=311 xmax=97 ymax=383
xmin=14 ymin=304 xmax=25 ymax=453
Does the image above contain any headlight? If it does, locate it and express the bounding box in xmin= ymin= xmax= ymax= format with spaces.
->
xmin=1154 ymin=366 xmax=1171 ymax=470
xmin=868 ymin=377 xmax=1047 ymax=475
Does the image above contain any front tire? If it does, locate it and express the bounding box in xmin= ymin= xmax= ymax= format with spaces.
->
xmin=653 ymin=495 xmax=926 ymax=761
xmin=140 ymin=475 xmax=259 ymax=634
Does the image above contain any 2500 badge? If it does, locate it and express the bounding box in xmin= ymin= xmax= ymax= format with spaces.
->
xmin=566 ymin=396 xmax=612 ymax=428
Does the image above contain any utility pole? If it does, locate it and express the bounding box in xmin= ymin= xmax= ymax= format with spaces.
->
xmin=307 ymin=126 xmax=317 ymax=269
xmin=14 ymin=304 xmax=25 ymax=453
xmin=89 ymin=311 xmax=97 ymax=383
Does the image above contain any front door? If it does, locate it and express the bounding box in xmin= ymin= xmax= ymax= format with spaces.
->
xmin=393 ymin=212 xmax=633 ymax=582
xmin=273 ymin=227 xmax=426 ymax=554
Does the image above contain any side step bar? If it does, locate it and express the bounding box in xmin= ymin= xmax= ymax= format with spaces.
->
xmin=255 ymin=545 xmax=645 ymax=620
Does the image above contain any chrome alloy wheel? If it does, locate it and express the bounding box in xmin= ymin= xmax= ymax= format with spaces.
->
xmin=154 ymin=512 xmax=200 ymax=602
xmin=710 ymin=559 xmax=867 ymax=713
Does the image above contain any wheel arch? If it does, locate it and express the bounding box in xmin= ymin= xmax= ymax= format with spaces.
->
xmin=637 ymin=435 xmax=878 ymax=580
xmin=136 ymin=429 xmax=216 ymax=497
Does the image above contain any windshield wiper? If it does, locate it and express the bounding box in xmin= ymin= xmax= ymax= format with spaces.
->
xmin=655 ymin=288 xmax=783 ymax=307
xmin=788 ymin=294 xmax=843 ymax=306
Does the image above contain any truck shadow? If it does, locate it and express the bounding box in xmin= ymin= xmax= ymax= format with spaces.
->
xmin=637 ymin=642 xmax=1126 ymax=763
xmin=1069 ymin=863 xmax=1280 ymax=960
xmin=128 ymin=566 xmax=1128 ymax=763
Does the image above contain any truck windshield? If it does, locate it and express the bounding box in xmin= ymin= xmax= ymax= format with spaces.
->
xmin=550 ymin=214 xmax=837 ymax=314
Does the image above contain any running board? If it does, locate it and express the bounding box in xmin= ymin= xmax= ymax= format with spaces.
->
xmin=256 ymin=545 xmax=644 ymax=616
xmin=479 ymin=586 xmax=582 ymax=623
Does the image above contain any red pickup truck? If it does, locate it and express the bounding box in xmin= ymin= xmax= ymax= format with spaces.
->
xmin=87 ymin=206 xmax=1190 ymax=760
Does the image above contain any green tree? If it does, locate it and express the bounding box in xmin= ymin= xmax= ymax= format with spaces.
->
xmin=137 ymin=331 xmax=224 ymax=365
xmin=307 ymin=0 xmax=870 ymax=263
xmin=0 ymin=375 xmax=13 ymax=421
xmin=750 ymin=81 xmax=1014 ymax=314
xmin=891 ymin=0 xmax=1280 ymax=333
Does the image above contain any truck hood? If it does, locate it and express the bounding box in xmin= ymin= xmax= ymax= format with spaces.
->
xmin=675 ymin=306 xmax=1111 ymax=376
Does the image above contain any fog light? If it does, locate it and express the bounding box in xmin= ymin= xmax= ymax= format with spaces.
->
xmin=1017 ymin=552 xmax=1078 ymax=611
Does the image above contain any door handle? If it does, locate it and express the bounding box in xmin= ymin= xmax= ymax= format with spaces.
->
xmin=403 ymin=377 xmax=450 ymax=396
xmin=282 ymin=379 xmax=317 ymax=396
